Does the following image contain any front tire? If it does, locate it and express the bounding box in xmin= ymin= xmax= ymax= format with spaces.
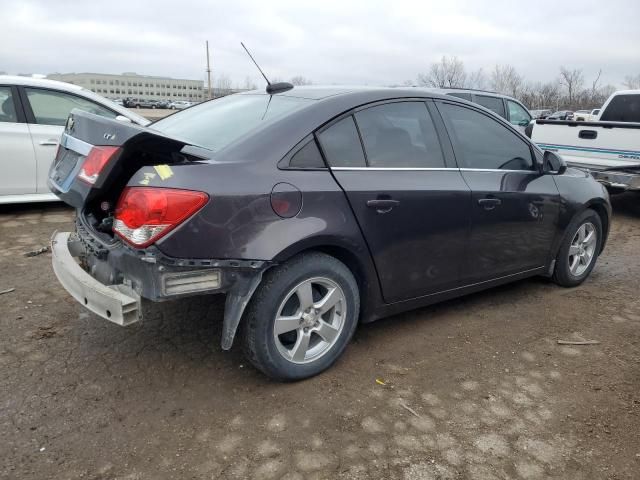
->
xmin=553 ymin=209 xmax=602 ymax=287
xmin=242 ymin=252 xmax=360 ymax=381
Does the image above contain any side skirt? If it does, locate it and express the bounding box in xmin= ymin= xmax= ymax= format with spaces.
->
xmin=363 ymin=266 xmax=548 ymax=323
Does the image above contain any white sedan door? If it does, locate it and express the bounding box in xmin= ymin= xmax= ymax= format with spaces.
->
xmin=22 ymin=87 xmax=120 ymax=193
xmin=0 ymin=86 xmax=37 ymax=195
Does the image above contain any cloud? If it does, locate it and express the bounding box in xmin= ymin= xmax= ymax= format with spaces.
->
xmin=1 ymin=0 xmax=638 ymax=88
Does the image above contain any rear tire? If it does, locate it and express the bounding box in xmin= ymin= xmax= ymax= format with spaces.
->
xmin=552 ymin=209 xmax=602 ymax=287
xmin=242 ymin=252 xmax=359 ymax=381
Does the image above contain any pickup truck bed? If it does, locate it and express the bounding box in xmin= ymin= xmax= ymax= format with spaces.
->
xmin=532 ymin=119 xmax=640 ymax=191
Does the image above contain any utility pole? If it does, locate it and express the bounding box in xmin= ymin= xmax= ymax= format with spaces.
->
xmin=206 ymin=40 xmax=213 ymax=100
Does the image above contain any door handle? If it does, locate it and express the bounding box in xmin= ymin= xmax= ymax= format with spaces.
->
xmin=39 ymin=140 xmax=59 ymax=146
xmin=366 ymin=199 xmax=400 ymax=213
xmin=478 ymin=198 xmax=502 ymax=210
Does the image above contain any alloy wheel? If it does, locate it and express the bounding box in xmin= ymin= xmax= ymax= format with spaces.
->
xmin=273 ymin=277 xmax=346 ymax=364
xmin=568 ymin=222 xmax=597 ymax=276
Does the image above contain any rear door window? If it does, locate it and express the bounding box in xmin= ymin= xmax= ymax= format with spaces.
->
xmin=600 ymin=94 xmax=640 ymax=122
xmin=354 ymin=102 xmax=445 ymax=167
xmin=507 ymin=100 xmax=531 ymax=125
xmin=25 ymin=88 xmax=118 ymax=126
xmin=439 ymin=102 xmax=534 ymax=171
xmin=0 ymin=87 xmax=18 ymax=123
xmin=474 ymin=95 xmax=506 ymax=118
xmin=317 ymin=116 xmax=366 ymax=167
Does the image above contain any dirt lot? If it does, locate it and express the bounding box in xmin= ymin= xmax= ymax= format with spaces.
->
xmin=1 ymin=194 xmax=639 ymax=480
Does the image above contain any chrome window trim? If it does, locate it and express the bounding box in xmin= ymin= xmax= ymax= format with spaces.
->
xmin=330 ymin=167 xmax=457 ymax=171
xmin=459 ymin=168 xmax=537 ymax=173
xmin=330 ymin=167 xmax=537 ymax=173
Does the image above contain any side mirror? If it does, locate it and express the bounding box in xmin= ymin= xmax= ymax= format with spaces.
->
xmin=543 ymin=150 xmax=567 ymax=175
xmin=115 ymin=115 xmax=132 ymax=123
xmin=518 ymin=119 xmax=530 ymax=127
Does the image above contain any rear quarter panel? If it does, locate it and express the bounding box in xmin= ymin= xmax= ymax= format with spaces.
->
xmin=128 ymin=161 xmax=383 ymax=320
xmin=129 ymin=161 xmax=373 ymax=263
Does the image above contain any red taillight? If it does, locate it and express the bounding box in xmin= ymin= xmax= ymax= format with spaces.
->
xmin=113 ymin=187 xmax=209 ymax=248
xmin=77 ymin=146 xmax=120 ymax=184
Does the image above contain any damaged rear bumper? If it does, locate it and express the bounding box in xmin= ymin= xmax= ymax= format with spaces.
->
xmin=51 ymin=231 xmax=141 ymax=326
xmin=51 ymin=227 xmax=270 ymax=349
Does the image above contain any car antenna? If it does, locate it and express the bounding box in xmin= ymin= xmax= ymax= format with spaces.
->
xmin=240 ymin=42 xmax=294 ymax=95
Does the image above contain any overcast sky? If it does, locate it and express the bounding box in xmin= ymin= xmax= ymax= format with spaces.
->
xmin=2 ymin=0 xmax=639 ymax=88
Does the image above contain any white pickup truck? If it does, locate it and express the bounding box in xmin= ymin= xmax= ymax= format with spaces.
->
xmin=530 ymin=90 xmax=640 ymax=192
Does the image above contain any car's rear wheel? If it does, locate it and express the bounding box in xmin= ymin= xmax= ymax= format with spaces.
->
xmin=242 ymin=252 xmax=359 ymax=381
xmin=553 ymin=209 xmax=602 ymax=287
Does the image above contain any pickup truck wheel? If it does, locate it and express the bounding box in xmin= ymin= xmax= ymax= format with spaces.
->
xmin=242 ymin=252 xmax=359 ymax=381
xmin=553 ymin=209 xmax=602 ymax=287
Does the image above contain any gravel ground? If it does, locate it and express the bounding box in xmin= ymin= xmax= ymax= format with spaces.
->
xmin=1 ymin=194 xmax=639 ymax=480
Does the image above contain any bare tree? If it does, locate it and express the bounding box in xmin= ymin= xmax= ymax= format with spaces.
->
xmin=490 ymin=65 xmax=523 ymax=97
xmin=466 ymin=68 xmax=487 ymax=90
xmin=243 ymin=76 xmax=257 ymax=90
xmin=290 ymin=76 xmax=312 ymax=86
xmin=559 ymin=67 xmax=584 ymax=108
xmin=215 ymin=73 xmax=233 ymax=96
xmin=589 ymin=69 xmax=602 ymax=100
xmin=622 ymin=74 xmax=640 ymax=89
xmin=417 ymin=56 xmax=467 ymax=88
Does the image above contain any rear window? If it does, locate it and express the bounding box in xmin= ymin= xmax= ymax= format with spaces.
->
xmin=152 ymin=94 xmax=313 ymax=152
xmin=600 ymin=94 xmax=640 ymax=122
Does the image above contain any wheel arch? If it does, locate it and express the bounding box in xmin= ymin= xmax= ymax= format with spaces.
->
xmin=584 ymin=199 xmax=610 ymax=254
xmin=549 ymin=199 xmax=610 ymax=269
xmin=271 ymin=237 xmax=382 ymax=323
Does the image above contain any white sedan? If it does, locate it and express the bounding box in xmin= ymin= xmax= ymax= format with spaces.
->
xmin=0 ymin=76 xmax=149 ymax=204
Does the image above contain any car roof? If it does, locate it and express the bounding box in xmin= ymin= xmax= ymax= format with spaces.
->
xmin=418 ymin=87 xmax=522 ymax=102
xmin=0 ymin=75 xmax=150 ymax=126
xmin=238 ymin=85 xmax=461 ymax=103
xmin=0 ymin=75 xmax=86 ymax=92
xmin=609 ymin=89 xmax=640 ymax=95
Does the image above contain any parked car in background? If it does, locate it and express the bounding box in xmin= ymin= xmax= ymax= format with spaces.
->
xmin=535 ymin=109 xmax=553 ymax=119
xmin=530 ymin=90 xmax=640 ymax=192
xmin=123 ymin=97 xmax=138 ymax=108
xmin=137 ymin=99 xmax=159 ymax=109
xmin=425 ymin=88 xmax=533 ymax=134
xmin=170 ymin=100 xmax=193 ymax=110
xmin=547 ymin=110 xmax=574 ymax=120
xmin=574 ymin=110 xmax=591 ymax=121
xmin=122 ymin=98 xmax=158 ymax=109
xmin=48 ymin=86 xmax=610 ymax=380
xmin=156 ymin=100 xmax=171 ymax=109
xmin=0 ymin=76 xmax=149 ymax=204
xmin=113 ymin=98 xmax=124 ymax=106
xmin=530 ymin=109 xmax=550 ymax=119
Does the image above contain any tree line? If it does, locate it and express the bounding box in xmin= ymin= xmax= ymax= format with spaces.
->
xmin=407 ymin=55 xmax=639 ymax=111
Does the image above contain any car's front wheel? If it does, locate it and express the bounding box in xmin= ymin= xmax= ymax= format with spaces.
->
xmin=553 ymin=209 xmax=602 ymax=287
xmin=242 ymin=252 xmax=359 ymax=381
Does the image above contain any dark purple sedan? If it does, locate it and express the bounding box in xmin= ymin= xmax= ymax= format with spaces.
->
xmin=48 ymin=85 xmax=611 ymax=380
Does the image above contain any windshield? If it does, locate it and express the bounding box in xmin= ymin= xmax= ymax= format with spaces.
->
xmin=152 ymin=94 xmax=314 ymax=152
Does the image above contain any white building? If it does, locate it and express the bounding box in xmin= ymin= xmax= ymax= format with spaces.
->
xmin=46 ymin=72 xmax=205 ymax=101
